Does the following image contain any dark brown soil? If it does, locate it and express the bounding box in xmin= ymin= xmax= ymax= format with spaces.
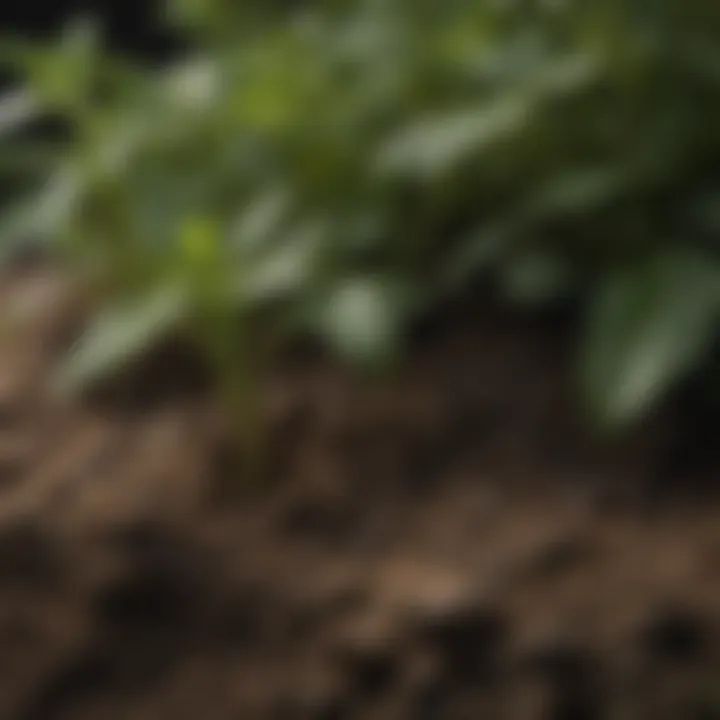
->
xmin=0 ymin=265 xmax=719 ymax=719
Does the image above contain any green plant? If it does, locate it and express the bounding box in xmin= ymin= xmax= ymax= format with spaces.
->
xmin=3 ymin=0 xmax=720 ymax=433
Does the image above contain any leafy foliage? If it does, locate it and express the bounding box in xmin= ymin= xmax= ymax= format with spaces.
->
xmin=3 ymin=0 xmax=720 ymax=429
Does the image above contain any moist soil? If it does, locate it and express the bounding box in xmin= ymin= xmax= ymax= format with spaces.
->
xmin=0 ymin=264 xmax=719 ymax=720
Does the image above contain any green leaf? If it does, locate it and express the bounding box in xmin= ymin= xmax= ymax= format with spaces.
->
xmin=525 ymin=165 xmax=633 ymax=219
xmin=231 ymin=189 xmax=292 ymax=253
xmin=500 ymin=252 xmax=573 ymax=306
xmin=162 ymin=56 xmax=222 ymax=111
xmin=0 ymin=165 xmax=83 ymax=252
xmin=374 ymin=52 xmax=599 ymax=181
xmin=375 ymin=95 xmax=532 ymax=179
xmin=443 ymin=219 xmax=520 ymax=289
xmin=0 ymin=89 xmax=40 ymax=137
xmin=237 ymin=218 xmax=326 ymax=304
xmin=23 ymin=18 xmax=100 ymax=110
xmin=582 ymin=250 xmax=720 ymax=427
xmin=179 ymin=215 xmax=220 ymax=267
xmin=320 ymin=276 xmax=409 ymax=368
xmin=0 ymin=203 xmax=51 ymax=265
xmin=54 ymin=285 xmax=187 ymax=396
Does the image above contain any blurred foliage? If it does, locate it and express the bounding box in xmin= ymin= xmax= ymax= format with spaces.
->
xmin=3 ymin=0 xmax=720 ymax=429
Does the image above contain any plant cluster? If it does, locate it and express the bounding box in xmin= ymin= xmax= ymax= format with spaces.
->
xmin=3 ymin=0 xmax=720 ymax=428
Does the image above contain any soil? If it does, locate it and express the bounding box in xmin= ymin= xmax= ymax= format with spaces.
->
xmin=0 ymin=262 xmax=719 ymax=719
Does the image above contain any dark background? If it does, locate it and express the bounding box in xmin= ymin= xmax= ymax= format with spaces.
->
xmin=1 ymin=1 xmax=178 ymax=56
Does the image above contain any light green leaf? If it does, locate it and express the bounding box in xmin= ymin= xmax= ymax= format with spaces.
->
xmin=0 ymin=89 xmax=40 ymax=137
xmin=0 ymin=165 xmax=83 ymax=250
xmin=54 ymin=285 xmax=188 ymax=396
xmin=321 ymin=276 xmax=408 ymax=368
xmin=238 ymin=218 xmax=326 ymax=303
xmin=376 ymin=95 xmax=532 ymax=179
xmin=374 ymin=52 xmax=599 ymax=181
xmin=532 ymin=52 xmax=601 ymax=96
xmin=582 ymin=250 xmax=720 ymax=427
xmin=232 ymin=189 xmax=292 ymax=253
xmin=162 ymin=56 xmax=222 ymax=110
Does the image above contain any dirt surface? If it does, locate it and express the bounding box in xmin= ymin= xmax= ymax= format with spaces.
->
xmin=0 ymin=264 xmax=719 ymax=719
